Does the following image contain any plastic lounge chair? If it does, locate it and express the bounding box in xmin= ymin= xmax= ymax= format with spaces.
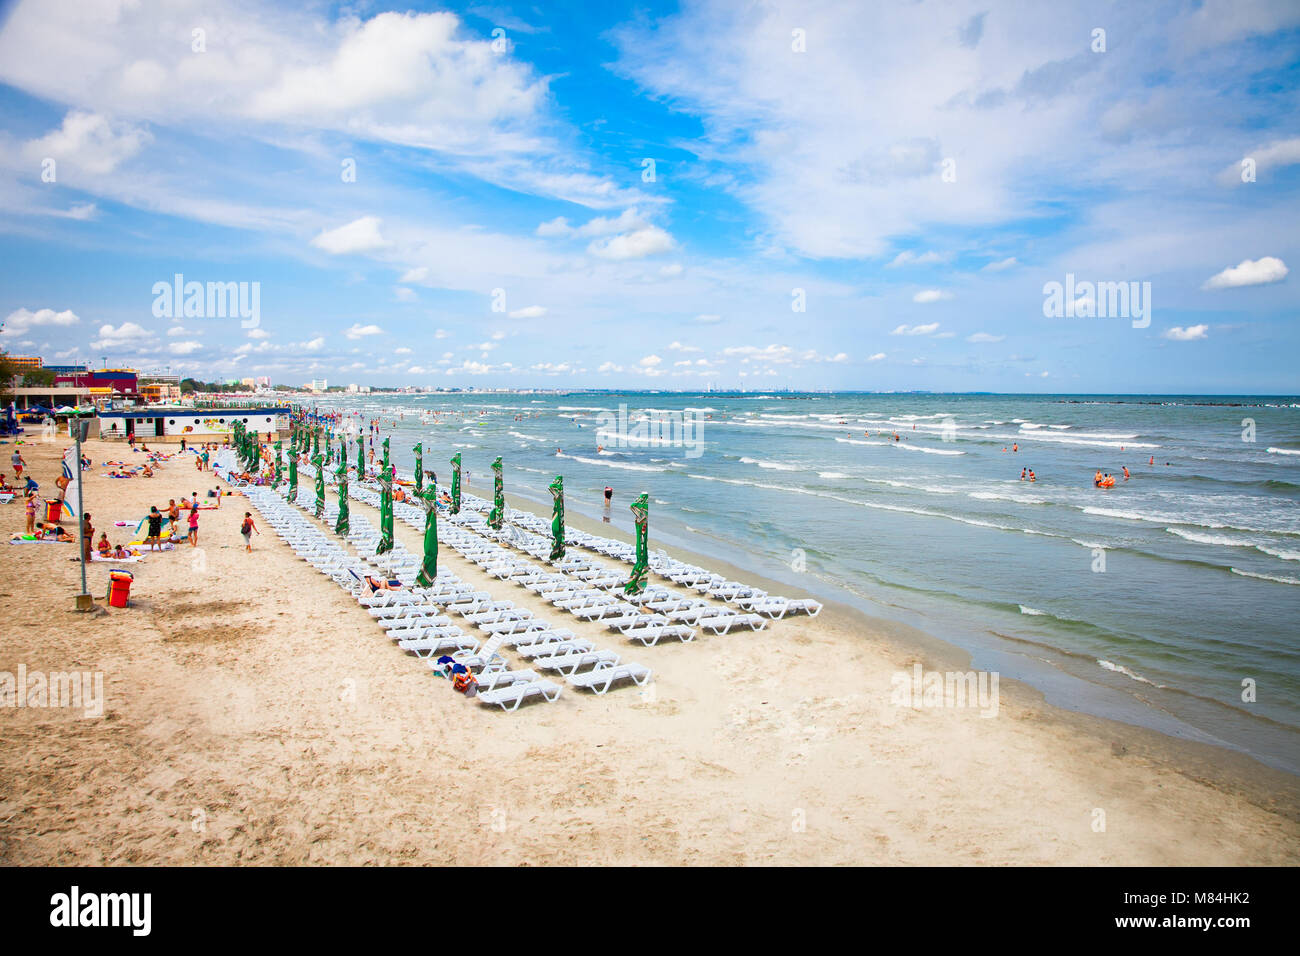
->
xmin=566 ymin=662 xmax=652 ymax=695
xmin=477 ymin=679 xmax=562 ymax=712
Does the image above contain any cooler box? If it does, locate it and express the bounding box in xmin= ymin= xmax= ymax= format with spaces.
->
xmin=107 ymin=570 xmax=134 ymax=608
xmin=44 ymin=498 xmax=63 ymax=523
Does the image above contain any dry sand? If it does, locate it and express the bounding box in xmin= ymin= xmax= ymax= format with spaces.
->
xmin=0 ymin=433 xmax=1297 ymax=865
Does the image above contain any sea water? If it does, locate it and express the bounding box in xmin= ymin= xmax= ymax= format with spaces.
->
xmin=313 ymin=392 xmax=1300 ymax=773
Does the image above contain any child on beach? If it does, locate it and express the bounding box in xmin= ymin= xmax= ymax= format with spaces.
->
xmin=240 ymin=512 xmax=259 ymax=552
xmin=187 ymin=506 xmax=199 ymax=547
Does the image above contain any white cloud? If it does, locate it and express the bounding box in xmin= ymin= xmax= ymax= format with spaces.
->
xmin=394 ymin=347 xmax=412 ymax=355
xmin=887 ymin=250 xmax=948 ymax=267
xmin=667 ymin=341 xmax=701 ymax=352
xmin=2 ymin=308 xmax=80 ymax=334
xmin=912 ymin=289 xmax=952 ymax=304
xmin=22 ymin=110 xmax=149 ymax=176
xmin=399 ymin=266 xmax=430 ymax=283
xmin=345 ymin=323 xmax=384 ymax=339
xmin=967 ymin=332 xmax=1005 ymax=343
xmin=891 ymin=322 xmax=941 ymax=336
xmin=1202 ymin=257 xmax=1288 ymax=289
xmin=434 ymin=328 xmax=451 ymax=339
xmin=1218 ymin=137 xmax=1300 ymax=186
xmin=867 ymin=352 xmax=886 ymax=362
xmin=311 ymin=217 xmax=391 ymax=255
xmin=659 ymin=263 xmax=684 ymax=277
xmin=538 ymin=208 xmax=647 ymax=238
xmin=166 ymin=326 xmax=194 ymax=337
xmin=508 ymin=305 xmax=547 ymax=318
xmin=982 ymin=257 xmax=1018 ymax=272
xmin=695 ymin=314 xmax=722 ymax=324
xmin=169 ymin=341 xmax=203 ymax=355
xmin=301 ymin=337 xmax=325 ymax=351
xmin=248 ymin=328 xmax=269 ymax=339
xmin=1163 ymin=324 xmax=1209 ymax=341
xmin=639 ymin=354 xmax=662 ymax=367
xmin=394 ymin=286 xmax=417 ymax=302
xmin=89 ymin=322 xmax=150 ymax=349
xmin=587 ymin=226 xmax=674 ymax=260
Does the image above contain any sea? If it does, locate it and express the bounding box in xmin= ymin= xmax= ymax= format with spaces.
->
xmin=309 ymin=392 xmax=1300 ymax=773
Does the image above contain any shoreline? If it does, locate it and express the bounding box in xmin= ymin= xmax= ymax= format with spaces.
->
xmin=471 ymin=479 xmax=1300 ymax=821
xmin=1 ymin=434 xmax=1296 ymax=865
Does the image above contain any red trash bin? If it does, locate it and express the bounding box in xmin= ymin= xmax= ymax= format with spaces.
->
xmin=44 ymin=498 xmax=63 ymax=523
xmin=107 ymin=570 xmax=133 ymax=608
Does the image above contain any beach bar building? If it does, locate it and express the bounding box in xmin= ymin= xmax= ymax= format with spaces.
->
xmin=96 ymin=405 xmax=290 ymax=442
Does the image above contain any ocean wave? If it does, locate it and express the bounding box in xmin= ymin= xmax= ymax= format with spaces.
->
xmin=1230 ymin=568 xmax=1300 ymax=585
xmin=1097 ymin=659 xmax=1166 ymax=688
xmin=1018 ymin=605 xmax=1046 ymax=616
xmin=740 ymin=456 xmax=801 ymax=471
xmin=1256 ymin=545 xmax=1300 ymax=562
xmin=556 ymin=452 xmax=665 ymax=473
xmin=1166 ymin=528 xmax=1252 ymax=547
xmin=969 ymin=491 xmax=1048 ymax=504
xmin=818 ymin=471 xmax=850 ymax=479
xmin=1267 ymin=447 xmax=1300 ymax=456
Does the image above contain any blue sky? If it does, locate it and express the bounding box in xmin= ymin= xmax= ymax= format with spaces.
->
xmin=0 ymin=0 xmax=1297 ymax=392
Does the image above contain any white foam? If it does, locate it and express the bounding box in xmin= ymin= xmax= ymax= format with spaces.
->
xmin=1166 ymin=528 xmax=1252 ymax=547
xmin=740 ymin=456 xmax=801 ymax=471
xmin=1267 ymin=447 xmax=1300 ymax=456
xmin=1230 ymin=568 xmax=1300 ymax=586
xmin=1097 ymin=659 xmax=1165 ymax=687
xmin=1018 ymin=605 xmax=1046 ymax=616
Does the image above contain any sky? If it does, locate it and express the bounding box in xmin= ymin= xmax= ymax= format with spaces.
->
xmin=0 ymin=0 xmax=1297 ymax=393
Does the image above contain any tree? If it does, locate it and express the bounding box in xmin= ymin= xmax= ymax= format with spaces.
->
xmin=21 ymin=368 xmax=55 ymax=387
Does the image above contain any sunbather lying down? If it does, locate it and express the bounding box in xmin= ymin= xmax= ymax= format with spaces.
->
xmin=364 ymin=575 xmax=403 ymax=594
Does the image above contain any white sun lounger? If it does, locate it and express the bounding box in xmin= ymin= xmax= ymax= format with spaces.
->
xmin=516 ymin=638 xmax=595 ymax=659
xmin=530 ymin=649 xmax=621 ymax=676
xmin=477 ymin=679 xmax=562 ymax=712
xmin=699 ymin=613 xmax=767 ymax=634
xmin=566 ymin=662 xmax=652 ymax=695
xmin=622 ymin=624 xmax=695 ymax=647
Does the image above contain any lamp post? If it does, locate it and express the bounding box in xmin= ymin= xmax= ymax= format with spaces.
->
xmin=73 ymin=419 xmax=92 ymax=611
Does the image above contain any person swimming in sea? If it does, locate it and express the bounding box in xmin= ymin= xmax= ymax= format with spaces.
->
xmin=1020 ymin=468 xmax=1027 ymax=480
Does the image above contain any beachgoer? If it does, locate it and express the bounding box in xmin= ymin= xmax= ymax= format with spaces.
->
xmin=1028 ymin=470 xmax=1036 ymax=482
xmin=1122 ymin=466 xmax=1130 ymax=480
xmin=97 ymin=532 xmax=111 ymax=556
xmin=188 ymin=506 xmax=199 ymax=547
xmin=604 ymin=486 xmax=613 ymax=508
xmin=1094 ymin=470 xmax=1103 ymax=487
xmin=1012 ymin=443 xmax=1018 ymax=453
xmin=146 ymin=507 xmax=163 ymax=551
xmin=240 ymin=512 xmax=259 ymax=552
xmin=81 ymin=513 xmax=93 ymax=563
xmin=180 ymin=437 xmax=186 ymax=453
xmin=24 ymin=492 xmax=37 ymax=534
xmin=11 ymin=449 xmax=24 ymax=478
xmin=1020 ymin=468 xmax=1027 ymax=481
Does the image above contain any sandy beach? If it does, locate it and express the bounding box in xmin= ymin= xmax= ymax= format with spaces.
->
xmin=1 ymin=433 xmax=1297 ymax=866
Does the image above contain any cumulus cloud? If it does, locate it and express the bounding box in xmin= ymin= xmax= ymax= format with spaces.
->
xmin=22 ymin=110 xmax=150 ymax=176
xmin=891 ymin=322 xmax=941 ymax=336
xmin=345 ymin=323 xmax=384 ymax=339
xmin=2 ymin=307 xmax=80 ymax=334
xmin=169 ymin=340 xmax=203 ymax=355
xmin=887 ymin=250 xmax=948 ymax=267
xmin=982 ymin=257 xmax=1018 ymax=272
xmin=508 ymin=305 xmax=547 ymax=319
xmin=1163 ymin=324 xmax=1208 ymax=341
xmin=1202 ymin=257 xmax=1288 ymax=289
xmin=912 ymin=289 xmax=952 ymax=303
xmin=967 ymin=332 xmax=1005 ymax=343
xmin=587 ymin=226 xmax=674 ymax=260
xmin=867 ymin=352 xmax=886 ymax=361
xmin=90 ymin=322 xmax=150 ymax=348
xmin=311 ymin=217 xmax=391 ymax=255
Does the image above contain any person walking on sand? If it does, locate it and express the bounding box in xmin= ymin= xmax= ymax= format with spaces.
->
xmin=240 ymin=512 xmax=259 ymax=552
xmin=187 ymin=505 xmax=199 ymax=547
xmin=11 ymin=449 xmax=25 ymax=479
xmin=180 ymin=437 xmax=186 ymax=453
xmin=146 ymin=506 xmax=163 ymax=551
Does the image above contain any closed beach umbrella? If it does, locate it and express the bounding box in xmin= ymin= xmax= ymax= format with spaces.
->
xmin=288 ymin=452 xmax=298 ymax=503
xmin=450 ymin=452 xmax=462 ymax=515
xmin=624 ymin=493 xmax=650 ymax=595
xmin=335 ymin=451 xmax=350 ymax=536
xmin=274 ymin=440 xmax=283 ymax=487
xmin=488 ymin=456 xmax=505 ymax=530
xmin=356 ymin=439 xmax=364 ymax=481
xmin=313 ymin=453 xmax=325 ymax=519
xmin=413 ymin=442 xmax=423 ymax=495
xmin=377 ymin=437 xmax=394 ymax=554
xmin=415 ymin=482 xmax=438 ymax=587
xmin=549 ymin=474 xmax=565 ymax=561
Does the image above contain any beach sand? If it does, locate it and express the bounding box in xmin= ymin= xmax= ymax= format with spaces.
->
xmin=1 ymin=434 xmax=1297 ymax=865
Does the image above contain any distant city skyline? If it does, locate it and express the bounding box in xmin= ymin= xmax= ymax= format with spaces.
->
xmin=1 ymin=0 xmax=1297 ymax=393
